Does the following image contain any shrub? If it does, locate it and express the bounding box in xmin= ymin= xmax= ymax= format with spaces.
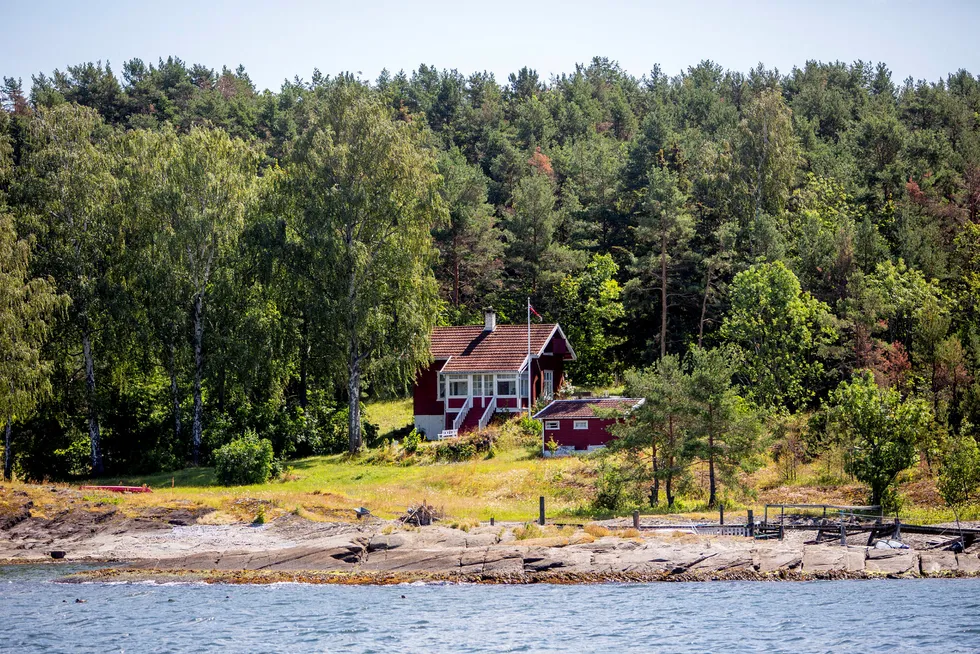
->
xmin=214 ymin=430 xmax=274 ymax=486
xmin=513 ymin=522 xmax=544 ymax=540
xmin=434 ymin=430 xmax=497 ymax=462
xmin=402 ymin=428 xmax=423 ymax=455
xmin=545 ymin=436 xmax=560 ymax=455
xmin=518 ymin=414 xmax=542 ymax=437
xmin=584 ymin=524 xmax=610 ymax=538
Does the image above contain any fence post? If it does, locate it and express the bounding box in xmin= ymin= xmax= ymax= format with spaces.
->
xmin=747 ymin=510 xmax=754 ymax=538
xmin=490 ymin=516 xmax=495 ymax=527
xmin=539 ymin=496 xmax=545 ymax=526
xmin=633 ymin=510 xmax=640 ymax=530
xmin=719 ymin=505 xmax=724 ymax=525
xmin=893 ymin=517 xmax=901 ymax=540
xmin=839 ymin=512 xmax=847 ymax=546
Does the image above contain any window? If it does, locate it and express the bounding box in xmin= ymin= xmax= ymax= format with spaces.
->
xmin=448 ymin=375 xmax=469 ymax=397
xmin=438 ymin=374 xmax=445 ymax=400
xmin=520 ymin=374 xmax=529 ymax=398
xmin=543 ymin=370 xmax=554 ymax=401
xmin=573 ymin=420 xmax=588 ymax=430
xmin=496 ymin=376 xmax=517 ymax=396
xmin=484 ymin=375 xmax=494 ymax=396
xmin=473 ymin=375 xmax=482 ymax=397
xmin=545 ymin=421 xmax=560 ymax=430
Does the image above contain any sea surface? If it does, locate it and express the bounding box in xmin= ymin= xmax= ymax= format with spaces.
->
xmin=1 ymin=565 xmax=979 ymax=653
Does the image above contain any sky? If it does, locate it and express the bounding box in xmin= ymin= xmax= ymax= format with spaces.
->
xmin=3 ymin=0 xmax=979 ymax=92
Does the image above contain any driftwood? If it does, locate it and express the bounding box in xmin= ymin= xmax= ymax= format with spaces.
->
xmin=401 ymin=501 xmax=442 ymax=526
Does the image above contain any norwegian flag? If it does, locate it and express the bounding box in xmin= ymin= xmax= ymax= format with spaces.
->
xmin=529 ymin=303 xmax=542 ymax=320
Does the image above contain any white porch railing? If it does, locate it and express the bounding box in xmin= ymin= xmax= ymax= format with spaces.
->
xmin=439 ymin=396 xmax=472 ymax=439
xmin=478 ymin=396 xmax=497 ymax=429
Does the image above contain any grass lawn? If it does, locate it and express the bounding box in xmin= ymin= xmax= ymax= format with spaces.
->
xmin=86 ymin=443 xmax=596 ymax=523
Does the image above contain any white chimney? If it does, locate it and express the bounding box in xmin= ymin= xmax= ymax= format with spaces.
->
xmin=484 ymin=310 xmax=497 ymax=332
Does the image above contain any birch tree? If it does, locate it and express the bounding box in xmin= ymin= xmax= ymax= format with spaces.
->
xmin=17 ymin=104 xmax=117 ymax=475
xmin=0 ymin=114 xmax=66 ymax=479
xmin=283 ymin=84 xmax=443 ymax=453
xmin=158 ymin=127 xmax=258 ymax=464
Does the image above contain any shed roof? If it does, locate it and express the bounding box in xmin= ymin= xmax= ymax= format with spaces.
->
xmin=533 ymin=397 xmax=644 ymax=420
xmin=431 ymin=324 xmax=574 ymax=373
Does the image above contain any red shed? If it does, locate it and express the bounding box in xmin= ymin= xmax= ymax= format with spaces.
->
xmin=413 ymin=311 xmax=576 ymax=440
xmin=533 ymin=397 xmax=644 ymax=456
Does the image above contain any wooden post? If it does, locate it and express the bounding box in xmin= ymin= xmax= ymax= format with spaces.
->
xmin=893 ymin=517 xmax=901 ymax=540
xmin=632 ymin=510 xmax=640 ymax=530
xmin=719 ymin=505 xmax=724 ymax=525
xmin=747 ymin=510 xmax=754 ymax=538
xmin=539 ymin=496 xmax=545 ymax=526
xmin=490 ymin=516 xmax=495 ymax=527
xmin=840 ymin=512 xmax=847 ymax=546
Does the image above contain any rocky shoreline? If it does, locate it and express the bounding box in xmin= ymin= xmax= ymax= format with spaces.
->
xmin=2 ymin=496 xmax=979 ymax=584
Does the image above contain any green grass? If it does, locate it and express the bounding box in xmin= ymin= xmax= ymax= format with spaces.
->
xmin=364 ymin=397 xmax=413 ymax=438
xmin=89 ymin=420 xmax=597 ymax=522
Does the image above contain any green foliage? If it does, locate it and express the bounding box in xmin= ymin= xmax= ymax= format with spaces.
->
xmin=829 ymin=370 xmax=932 ymax=508
xmin=721 ymin=261 xmax=838 ymax=411
xmin=7 ymin=55 xmax=980 ymax=491
xmin=402 ymin=428 xmax=423 ymax=455
xmin=434 ymin=430 xmax=497 ymax=462
xmin=938 ymin=433 xmax=980 ymax=511
xmin=518 ymin=414 xmax=543 ymax=437
xmin=213 ymin=430 xmax=275 ymax=486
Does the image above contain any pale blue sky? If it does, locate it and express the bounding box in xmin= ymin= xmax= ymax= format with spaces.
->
xmin=3 ymin=0 xmax=978 ymax=92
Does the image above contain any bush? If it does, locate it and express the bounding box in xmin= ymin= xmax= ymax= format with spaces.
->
xmin=214 ymin=430 xmax=274 ymax=486
xmin=434 ymin=430 xmax=498 ymax=462
xmin=402 ymin=428 xmax=423 ymax=455
xmin=518 ymin=414 xmax=542 ymax=437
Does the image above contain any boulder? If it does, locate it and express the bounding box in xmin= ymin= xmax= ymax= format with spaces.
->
xmin=865 ymin=548 xmax=917 ymax=574
xmin=920 ymin=552 xmax=958 ymax=574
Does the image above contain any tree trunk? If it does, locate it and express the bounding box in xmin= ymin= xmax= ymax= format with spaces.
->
xmin=82 ymin=330 xmax=103 ymax=476
xmin=191 ymin=292 xmax=204 ymax=465
xmin=708 ymin=431 xmax=717 ymax=507
xmin=168 ymin=343 xmax=182 ymax=445
xmin=3 ymin=417 xmax=12 ymax=482
xmin=650 ymin=438 xmax=660 ymax=507
xmin=453 ymin=256 xmax=460 ymax=307
xmin=347 ymin=342 xmax=362 ymax=454
xmin=698 ymin=265 xmax=713 ymax=349
xmin=299 ymin=310 xmax=309 ymax=410
xmin=660 ymin=230 xmax=668 ymax=359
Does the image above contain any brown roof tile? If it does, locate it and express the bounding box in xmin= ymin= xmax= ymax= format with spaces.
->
xmin=533 ymin=398 xmax=644 ymax=420
xmin=432 ymin=324 xmax=564 ymax=373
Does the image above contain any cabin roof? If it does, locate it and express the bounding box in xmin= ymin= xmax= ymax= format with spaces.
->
xmin=533 ymin=397 xmax=644 ymax=420
xmin=431 ymin=324 xmax=574 ymax=373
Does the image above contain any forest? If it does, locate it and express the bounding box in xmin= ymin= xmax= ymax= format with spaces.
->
xmin=1 ymin=56 xmax=979 ymax=510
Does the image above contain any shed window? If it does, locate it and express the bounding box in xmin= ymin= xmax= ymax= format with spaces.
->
xmin=573 ymin=420 xmax=588 ymax=430
xmin=545 ymin=421 xmax=560 ymax=430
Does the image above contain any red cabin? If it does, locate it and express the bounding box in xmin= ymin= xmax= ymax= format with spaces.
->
xmin=533 ymin=397 xmax=644 ymax=456
xmin=413 ymin=311 xmax=576 ymax=439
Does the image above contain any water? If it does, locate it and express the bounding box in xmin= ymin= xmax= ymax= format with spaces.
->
xmin=2 ymin=565 xmax=979 ymax=653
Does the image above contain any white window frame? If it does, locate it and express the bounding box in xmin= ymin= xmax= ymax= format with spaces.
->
xmin=496 ymin=375 xmax=517 ymax=397
xmin=543 ymin=370 xmax=554 ymax=401
xmin=473 ymin=375 xmax=483 ymax=397
xmin=573 ymin=420 xmax=589 ymax=430
xmin=438 ymin=373 xmax=445 ymax=400
xmin=448 ymin=374 xmax=469 ymax=398
xmin=544 ymin=421 xmax=560 ymax=430
xmin=484 ymin=375 xmax=494 ymax=396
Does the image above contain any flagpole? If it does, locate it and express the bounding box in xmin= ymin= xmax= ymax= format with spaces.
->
xmin=527 ymin=297 xmax=532 ymax=418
